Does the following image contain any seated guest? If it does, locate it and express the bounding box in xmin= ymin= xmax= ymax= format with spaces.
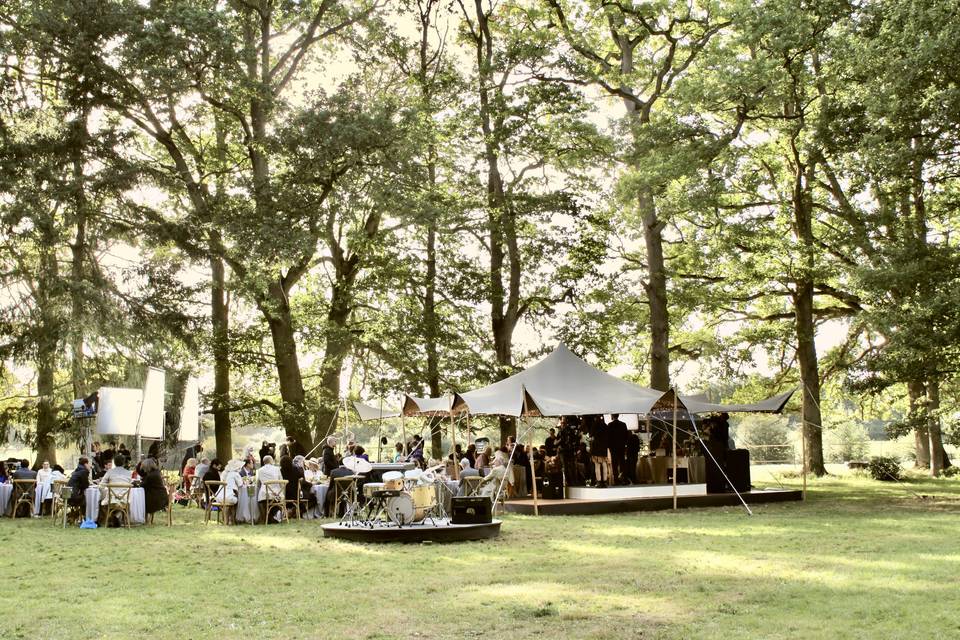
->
xmin=139 ymin=458 xmax=169 ymax=518
xmin=476 ymin=445 xmax=493 ymax=472
xmin=0 ymin=464 xmax=8 ymax=484
xmin=279 ymin=455 xmax=304 ymax=501
xmin=239 ymin=458 xmax=256 ymax=478
xmin=202 ymin=459 xmax=223 ymax=504
xmin=99 ymin=454 xmax=134 ymax=505
xmin=216 ymin=459 xmax=244 ymax=524
xmin=36 ymin=460 xmax=53 ymax=486
xmin=304 ymin=458 xmax=322 ymax=483
xmin=256 ymin=455 xmax=282 ymax=501
xmin=194 ymin=457 xmax=211 ymax=481
xmin=67 ymin=458 xmax=92 ymax=509
xmin=182 ymin=458 xmax=198 ymax=490
xmin=457 ymin=457 xmax=480 ymax=496
xmin=258 ymin=455 xmax=285 ymax=523
xmin=392 ymin=442 xmax=404 ymax=462
xmin=353 ymin=445 xmax=369 ymax=462
xmin=478 ymin=452 xmax=507 ymax=498
xmin=13 ymin=459 xmax=37 ymax=480
xmin=465 ymin=444 xmax=477 ymax=468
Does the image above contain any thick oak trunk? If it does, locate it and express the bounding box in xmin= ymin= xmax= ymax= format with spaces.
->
xmin=34 ymin=349 xmax=59 ymax=468
xmin=210 ymin=250 xmax=232 ymax=459
xmin=262 ymin=283 xmax=312 ymax=452
xmin=927 ymin=377 xmax=945 ymax=476
xmin=908 ymin=380 xmax=930 ymax=469
xmin=641 ymin=191 xmax=670 ymax=391
xmin=794 ymin=282 xmax=826 ymax=476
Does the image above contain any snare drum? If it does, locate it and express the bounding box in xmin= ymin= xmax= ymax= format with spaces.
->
xmin=363 ymin=482 xmax=385 ymax=500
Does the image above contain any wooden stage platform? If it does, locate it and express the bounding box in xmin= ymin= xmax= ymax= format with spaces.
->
xmin=503 ymin=487 xmax=802 ymax=516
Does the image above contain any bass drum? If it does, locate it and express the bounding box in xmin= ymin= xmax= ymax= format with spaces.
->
xmin=408 ymin=484 xmax=436 ymax=522
xmin=385 ymin=493 xmax=415 ymax=526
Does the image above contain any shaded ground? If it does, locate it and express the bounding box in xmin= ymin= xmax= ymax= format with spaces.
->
xmin=2 ymin=474 xmax=958 ymax=639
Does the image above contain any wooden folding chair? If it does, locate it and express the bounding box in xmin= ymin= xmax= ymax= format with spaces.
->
xmin=204 ymin=481 xmax=229 ymax=524
xmin=188 ymin=477 xmax=206 ymax=509
xmin=460 ymin=476 xmax=484 ymax=497
xmin=261 ymin=479 xmax=288 ymax=524
xmin=283 ymin=478 xmax=303 ymax=521
xmin=103 ymin=483 xmax=133 ymax=528
xmin=332 ymin=476 xmax=358 ymax=519
xmin=50 ymin=480 xmax=66 ymax=522
xmin=11 ymin=479 xmax=37 ymax=519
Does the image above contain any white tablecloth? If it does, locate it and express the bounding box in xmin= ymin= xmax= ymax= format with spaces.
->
xmin=84 ymin=486 xmax=145 ymax=525
xmin=311 ymin=484 xmax=329 ymax=518
xmin=236 ymin=484 xmax=260 ymax=524
xmin=34 ymin=482 xmax=55 ymax=515
xmin=0 ymin=484 xmax=11 ymax=516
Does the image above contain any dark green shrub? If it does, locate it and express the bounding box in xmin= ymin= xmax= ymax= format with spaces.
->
xmin=868 ymin=456 xmax=902 ymax=481
xmin=943 ymin=466 xmax=959 ymax=478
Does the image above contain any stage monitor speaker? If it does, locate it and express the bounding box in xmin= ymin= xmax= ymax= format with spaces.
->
xmin=726 ymin=449 xmax=751 ymax=493
xmin=451 ymin=496 xmax=492 ymax=524
xmin=704 ymin=442 xmax=729 ymax=494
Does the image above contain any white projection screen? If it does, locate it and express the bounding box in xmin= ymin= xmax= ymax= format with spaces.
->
xmin=136 ymin=367 xmax=165 ymax=439
xmin=96 ymin=387 xmax=144 ymax=436
xmin=179 ymin=377 xmax=199 ymax=442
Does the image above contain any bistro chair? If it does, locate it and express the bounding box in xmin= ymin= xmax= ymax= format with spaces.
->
xmin=332 ymin=476 xmax=358 ymax=519
xmin=204 ymin=481 xmax=229 ymax=525
xmin=261 ymin=479 xmax=288 ymax=524
xmin=160 ymin=479 xmax=178 ymax=526
xmin=103 ymin=483 xmax=133 ymax=528
xmin=282 ymin=478 xmax=304 ymax=521
xmin=459 ymin=476 xmax=484 ymax=497
xmin=11 ymin=479 xmax=37 ymax=519
xmin=49 ymin=480 xmax=67 ymax=523
xmin=188 ymin=477 xmax=207 ymax=509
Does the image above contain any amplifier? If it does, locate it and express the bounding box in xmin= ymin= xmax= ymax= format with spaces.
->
xmin=451 ymin=496 xmax=492 ymax=524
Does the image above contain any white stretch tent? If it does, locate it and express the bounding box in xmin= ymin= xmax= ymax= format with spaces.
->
xmin=452 ymin=344 xmax=664 ymax=417
xmin=96 ymin=387 xmax=144 ymax=436
xmin=179 ymin=377 xmax=200 ymax=441
xmin=353 ymin=400 xmax=401 ymax=421
xmin=451 ymin=344 xmax=794 ymax=418
xmin=136 ymin=367 xmax=165 ymax=439
xmin=402 ymin=394 xmax=453 ymax=416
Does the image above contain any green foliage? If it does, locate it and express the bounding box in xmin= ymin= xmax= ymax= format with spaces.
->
xmin=824 ymin=420 xmax=870 ymax=463
xmin=733 ymin=416 xmax=795 ymax=463
xmin=868 ymin=456 xmax=902 ymax=482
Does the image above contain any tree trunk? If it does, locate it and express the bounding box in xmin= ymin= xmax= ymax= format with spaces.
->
xmin=908 ymin=380 xmax=930 ymax=469
xmin=210 ymin=247 xmax=232 ymax=459
xmin=262 ymin=282 xmax=312 ymax=451
xmin=927 ymin=377 xmax=944 ymax=476
xmin=69 ymin=117 xmax=87 ymax=401
xmin=794 ymin=282 xmax=827 ymax=476
xmin=641 ymin=190 xmax=670 ymax=391
xmin=34 ymin=344 xmax=59 ymax=468
xmin=313 ymin=282 xmax=353 ymax=445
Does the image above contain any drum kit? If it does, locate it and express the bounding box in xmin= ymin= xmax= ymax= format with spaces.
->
xmin=340 ymin=464 xmax=454 ymax=528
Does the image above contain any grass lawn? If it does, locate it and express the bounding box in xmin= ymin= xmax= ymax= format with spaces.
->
xmin=2 ymin=473 xmax=959 ymax=640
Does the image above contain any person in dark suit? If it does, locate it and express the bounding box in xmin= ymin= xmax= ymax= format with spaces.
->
xmin=140 ymin=458 xmax=169 ymax=517
xmin=12 ymin=459 xmax=37 ymax=480
xmin=321 ymin=437 xmax=339 ymax=475
xmin=67 ymin=458 xmax=92 ymax=508
xmin=607 ymin=414 xmax=628 ymax=485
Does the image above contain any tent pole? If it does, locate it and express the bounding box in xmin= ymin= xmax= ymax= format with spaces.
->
xmin=401 ymin=414 xmax=407 ymax=461
xmin=450 ymin=410 xmax=459 ymax=480
xmin=672 ymin=389 xmax=678 ymax=511
xmin=801 ymin=399 xmax=807 ymax=501
xmin=376 ymin=396 xmax=383 ymax=463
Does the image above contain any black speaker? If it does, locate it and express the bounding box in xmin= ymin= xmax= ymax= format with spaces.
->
xmin=726 ymin=449 xmax=751 ymax=492
xmin=451 ymin=496 xmax=492 ymax=524
xmin=704 ymin=442 xmax=729 ymax=494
